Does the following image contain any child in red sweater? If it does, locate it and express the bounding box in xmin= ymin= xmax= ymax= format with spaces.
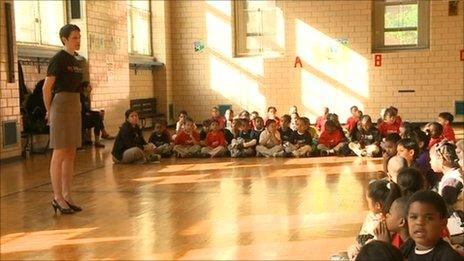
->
xmin=201 ymin=119 xmax=227 ymax=158
xmin=317 ymin=120 xmax=346 ymax=155
xmin=344 ymin=105 xmax=359 ymax=133
xmin=426 ymin=122 xmax=444 ymax=149
xmin=378 ymin=108 xmax=401 ymax=138
xmin=315 ymin=107 xmax=329 ymax=132
xmin=438 ymin=112 xmax=456 ymax=143
xmin=210 ymin=106 xmax=226 ymax=130
xmin=173 ymin=117 xmax=201 ymax=158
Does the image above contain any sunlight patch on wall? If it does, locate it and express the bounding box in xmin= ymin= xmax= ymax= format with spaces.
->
xmin=301 ymin=69 xmax=363 ymax=122
xmin=209 ymin=55 xmax=266 ymax=113
xmin=206 ymin=12 xmax=233 ymax=57
xmin=206 ymin=12 xmax=264 ymax=76
xmin=295 ymin=19 xmax=369 ymax=98
xmin=205 ymin=0 xmax=231 ymax=16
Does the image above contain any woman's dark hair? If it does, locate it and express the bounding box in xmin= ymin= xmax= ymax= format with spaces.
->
xmin=59 ymin=24 xmax=80 ymax=45
xmin=408 ymin=190 xmax=448 ymax=219
xmin=397 ymin=138 xmax=419 ymax=159
xmin=367 ymin=179 xmax=390 ymax=207
xmin=125 ymin=109 xmax=137 ymax=119
xmin=397 ymin=167 xmax=423 ymax=197
xmin=355 ymin=240 xmax=403 ymax=261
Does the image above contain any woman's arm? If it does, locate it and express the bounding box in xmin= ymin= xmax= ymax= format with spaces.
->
xmin=42 ymin=76 xmax=56 ymax=119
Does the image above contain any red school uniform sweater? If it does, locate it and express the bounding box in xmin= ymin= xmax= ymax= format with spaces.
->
xmin=345 ymin=116 xmax=358 ymax=133
xmin=315 ymin=116 xmax=327 ymax=132
xmin=174 ymin=130 xmax=200 ymax=145
xmin=378 ymin=121 xmax=400 ymax=138
xmin=318 ymin=129 xmax=344 ymax=148
xmin=429 ymin=135 xmax=444 ymax=149
xmin=443 ymin=123 xmax=456 ymax=142
xmin=205 ymin=131 xmax=226 ymax=148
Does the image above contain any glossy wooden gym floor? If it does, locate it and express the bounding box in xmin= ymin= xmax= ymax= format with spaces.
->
xmin=1 ymin=130 xmax=462 ymax=260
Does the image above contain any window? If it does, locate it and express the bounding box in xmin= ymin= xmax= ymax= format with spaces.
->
xmin=234 ymin=0 xmax=284 ymax=56
xmin=14 ymin=0 xmax=66 ymax=46
xmin=127 ymin=0 xmax=152 ymax=56
xmin=373 ymin=0 xmax=429 ymax=52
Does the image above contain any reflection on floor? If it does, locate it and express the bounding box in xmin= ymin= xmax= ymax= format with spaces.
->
xmin=0 ymin=142 xmax=433 ymax=259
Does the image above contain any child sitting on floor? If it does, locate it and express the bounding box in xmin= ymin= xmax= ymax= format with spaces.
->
xmin=438 ymin=112 xmax=456 ymax=143
xmin=315 ymin=107 xmax=329 ymax=133
xmin=425 ymin=122 xmax=444 ymax=149
xmin=348 ymin=179 xmax=391 ymax=260
xmin=400 ymin=191 xmax=462 ymax=260
xmin=290 ymin=112 xmax=299 ymax=131
xmin=279 ymin=114 xmax=294 ymax=145
xmin=112 ymin=109 xmax=160 ymax=164
xmin=374 ymin=196 xmax=410 ymax=249
xmin=148 ymin=119 xmax=172 ymax=158
xmin=345 ymin=105 xmax=360 ymax=134
xmin=210 ymin=106 xmax=226 ymax=130
xmin=430 ymin=141 xmax=463 ymax=204
xmin=229 ymin=119 xmax=258 ymax=158
xmin=173 ymin=117 xmax=201 ymax=158
xmin=285 ymin=117 xmax=312 ymax=157
xmin=378 ymin=107 xmax=401 ymax=138
xmin=224 ymin=109 xmax=234 ymax=132
xmin=397 ymin=167 xmax=424 ymax=197
xmin=382 ymin=133 xmax=402 ymax=174
xmin=349 ymin=115 xmax=381 ymax=157
xmin=253 ymin=116 xmax=265 ymax=138
xmin=318 ymin=120 xmax=346 ymax=156
xmin=265 ymin=106 xmax=281 ymax=127
xmin=201 ymin=119 xmax=227 ymax=158
xmin=256 ymin=119 xmax=284 ymax=157
xmin=199 ymin=119 xmax=211 ymax=146
xmin=387 ymin=155 xmax=408 ymax=184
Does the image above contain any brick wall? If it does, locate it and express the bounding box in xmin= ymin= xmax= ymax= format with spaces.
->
xmin=0 ymin=1 xmax=21 ymax=160
xmin=85 ymin=0 xmax=130 ymax=134
xmin=168 ymin=0 xmax=463 ymax=123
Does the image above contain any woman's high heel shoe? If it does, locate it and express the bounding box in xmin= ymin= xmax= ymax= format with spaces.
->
xmin=65 ymin=200 xmax=82 ymax=212
xmin=52 ymin=199 xmax=74 ymax=214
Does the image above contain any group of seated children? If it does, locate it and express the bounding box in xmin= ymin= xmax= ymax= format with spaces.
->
xmin=111 ymin=105 xmax=462 ymax=167
xmin=345 ymin=138 xmax=463 ymax=260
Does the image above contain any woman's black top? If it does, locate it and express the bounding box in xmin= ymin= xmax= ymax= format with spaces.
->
xmin=112 ymin=122 xmax=147 ymax=161
xmin=47 ymin=50 xmax=83 ymax=93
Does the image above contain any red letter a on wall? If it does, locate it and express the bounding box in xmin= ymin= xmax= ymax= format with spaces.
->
xmin=294 ymin=56 xmax=303 ymax=68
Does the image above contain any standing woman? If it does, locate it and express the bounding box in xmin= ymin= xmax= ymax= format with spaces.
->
xmin=43 ymin=24 xmax=83 ymax=214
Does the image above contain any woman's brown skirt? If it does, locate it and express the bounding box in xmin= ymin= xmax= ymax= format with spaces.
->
xmin=49 ymin=92 xmax=81 ymax=149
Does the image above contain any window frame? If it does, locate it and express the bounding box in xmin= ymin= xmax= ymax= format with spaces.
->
xmin=372 ymin=0 xmax=430 ymax=52
xmin=127 ymin=0 xmax=153 ymax=57
xmin=233 ymin=0 xmax=282 ymax=57
xmin=14 ymin=0 xmax=67 ymax=48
